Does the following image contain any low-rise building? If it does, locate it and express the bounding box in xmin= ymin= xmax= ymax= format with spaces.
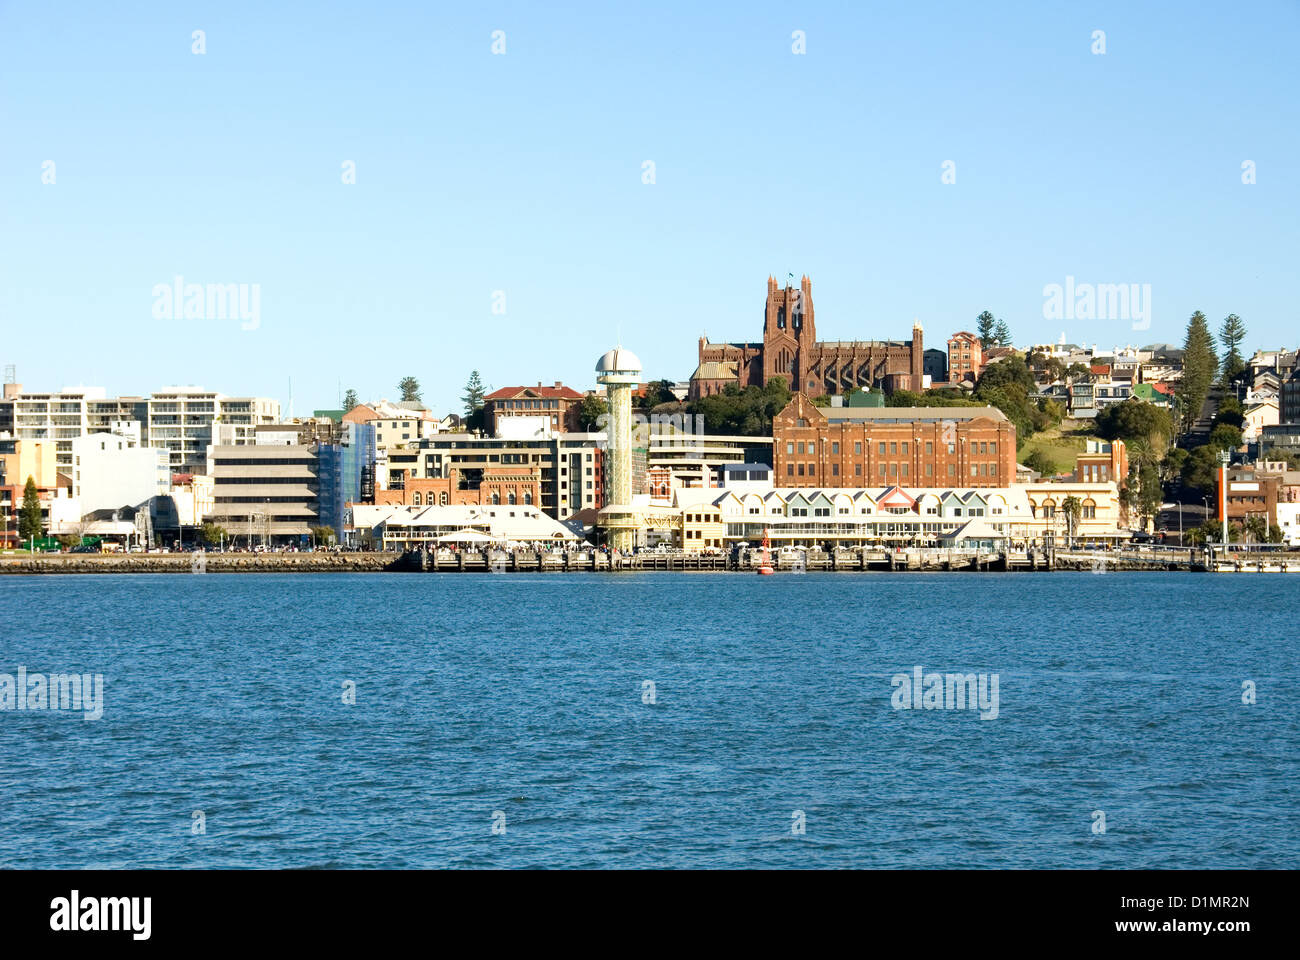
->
xmin=615 ymin=481 xmax=1123 ymax=552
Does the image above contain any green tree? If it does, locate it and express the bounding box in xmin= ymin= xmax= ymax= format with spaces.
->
xmin=1162 ymin=446 xmax=1188 ymax=485
xmin=687 ymin=377 xmax=791 ymax=437
xmin=198 ymin=522 xmax=227 ymax=547
xmin=975 ymin=356 xmax=1036 ymax=395
xmin=1180 ymin=446 xmax=1220 ymax=494
xmin=1207 ymin=422 xmax=1242 ymax=452
xmin=1218 ymin=314 xmax=1247 ymax=384
xmin=398 ymin=376 xmax=422 ymax=403
xmin=993 ymin=319 xmax=1011 ymax=347
xmin=1175 ymin=311 xmax=1218 ymax=434
xmin=342 ymin=389 xmax=359 ymax=412
xmin=1094 ymin=399 xmax=1173 ymax=446
xmin=1137 ymin=460 xmax=1163 ymax=528
xmin=19 ymin=476 xmax=42 ymax=541
xmin=461 ymin=371 xmax=486 ymax=418
xmin=578 ymin=394 xmax=608 ymax=431
xmin=309 ymin=525 xmax=335 ymax=546
xmin=1065 ymin=362 xmax=1091 ymax=384
xmin=1022 ymin=450 xmax=1057 ymax=477
xmin=976 ymin=311 xmax=997 ymax=349
xmin=1242 ymin=515 xmax=1267 ymax=544
xmin=634 ymin=379 xmax=677 ymax=409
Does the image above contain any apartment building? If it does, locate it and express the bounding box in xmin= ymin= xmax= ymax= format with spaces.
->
xmin=385 ymin=433 xmax=605 ymax=519
xmin=148 ymin=388 xmax=280 ymax=473
xmin=70 ymin=431 xmax=171 ymax=514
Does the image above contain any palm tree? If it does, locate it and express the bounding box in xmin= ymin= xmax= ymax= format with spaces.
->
xmin=1061 ymin=496 xmax=1082 ymax=549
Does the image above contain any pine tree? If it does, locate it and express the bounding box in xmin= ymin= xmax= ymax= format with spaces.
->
xmin=976 ymin=311 xmax=996 ymax=348
xmin=342 ymin=388 xmax=359 ymax=412
xmin=1218 ymin=314 xmax=1247 ymax=384
xmin=993 ymin=319 xmax=1011 ymax=347
xmin=397 ymin=377 xmax=421 ymax=403
xmin=462 ymin=371 xmax=486 ymax=418
xmin=1175 ymin=311 xmax=1218 ymax=434
xmin=19 ymin=476 xmax=42 ymax=541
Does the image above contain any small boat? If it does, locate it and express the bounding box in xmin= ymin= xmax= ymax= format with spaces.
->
xmin=757 ymin=528 xmax=775 ymax=575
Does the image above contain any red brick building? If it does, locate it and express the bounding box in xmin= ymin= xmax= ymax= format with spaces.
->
xmin=692 ymin=276 xmax=924 ymax=399
xmin=484 ymin=383 xmax=585 ymax=435
xmin=946 ymin=332 xmax=983 ymax=385
xmin=1219 ymin=466 xmax=1281 ymax=528
xmin=772 ymin=394 xmax=1015 ymax=487
xmin=375 ymin=467 xmax=542 ymax=509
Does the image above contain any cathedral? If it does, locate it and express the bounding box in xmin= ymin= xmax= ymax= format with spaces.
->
xmin=690 ymin=276 xmax=924 ymax=400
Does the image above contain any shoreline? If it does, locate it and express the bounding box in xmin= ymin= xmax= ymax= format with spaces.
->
xmin=0 ymin=550 xmax=1253 ymax=574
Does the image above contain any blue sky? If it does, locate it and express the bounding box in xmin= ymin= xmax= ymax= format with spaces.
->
xmin=2 ymin=1 xmax=1297 ymax=415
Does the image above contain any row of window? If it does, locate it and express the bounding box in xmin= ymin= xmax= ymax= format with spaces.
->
xmin=785 ymin=440 xmax=998 ymax=456
xmin=787 ymin=462 xmax=999 ymax=478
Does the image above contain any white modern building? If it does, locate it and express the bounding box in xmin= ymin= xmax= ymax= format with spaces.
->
xmin=147 ymin=388 xmax=280 ymax=473
xmin=70 ymin=431 xmax=171 ymax=514
xmin=4 ymin=386 xmax=150 ymax=474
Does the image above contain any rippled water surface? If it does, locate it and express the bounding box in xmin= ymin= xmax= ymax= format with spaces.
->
xmin=1 ymin=572 xmax=1297 ymax=868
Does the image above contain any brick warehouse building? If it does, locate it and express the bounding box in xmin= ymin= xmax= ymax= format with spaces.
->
xmin=375 ymin=466 xmax=542 ymax=509
xmin=691 ymin=275 xmax=924 ymax=399
xmin=772 ymin=394 xmax=1015 ymax=486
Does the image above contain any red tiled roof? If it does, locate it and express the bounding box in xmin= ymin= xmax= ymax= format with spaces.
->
xmin=486 ymin=384 xmax=584 ymax=401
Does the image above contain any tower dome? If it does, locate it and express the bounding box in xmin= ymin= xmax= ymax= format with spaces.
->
xmin=595 ymin=347 xmax=642 ymax=374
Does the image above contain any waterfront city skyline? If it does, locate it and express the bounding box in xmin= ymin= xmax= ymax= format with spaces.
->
xmin=2 ymin=1 xmax=1298 ymax=416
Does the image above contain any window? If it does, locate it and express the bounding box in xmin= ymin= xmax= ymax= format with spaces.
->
xmin=832 ymin=463 xmax=839 ymax=477
xmin=439 ymin=493 xmax=448 ymax=505
xmin=798 ymin=442 xmax=805 ymax=455
xmin=832 ymin=442 xmax=839 ymax=455
xmin=902 ymin=464 xmax=909 ymax=477
xmin=989 ymin=442 xmax=997 ymax=453
xmin=890 ymin=442 xmax=897 ymax=454
xmin=925 ymin=463 xmax=933 ymax=476
xmin=809 ymin=464 xmax=816 ymax=476
xmin=901 ymin=442 xmax=908 ymax=454
xmin=798 ymin=464 xmax=805 ymax=476
xmin=808 ymin=443 xmax=816 ymax=455
xmin=855 ymin=463 xmax=862 ymax=476
xmin=787 ymin=443 xmax=794 ymax=455
xmin=412 ymin=492 xmax=422 ymax=505
xmin=524 ymin=493 xmax=533 ymax=505
xmin=879 ymin=464 xmax=887 ymax=477
xmin=925 ymin=441 xmax=933 ymax=454
xmin=948 ymin=463 xmax=955 ymax=476
xmin=854 ymin=442 xmax=862 ymax=455
xmin=890 ymin=463 xmax=897 ymax=476
xmin=508 ymin=492 xmax=517 ymax=505
xmin=787 ymin=464 xmax=795 ymax=476
xmin=879 ymin=443 xmax=887 ymax=455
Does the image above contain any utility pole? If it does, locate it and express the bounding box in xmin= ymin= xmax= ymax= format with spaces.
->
xmin=1218 ymin=450 xmax=1231 ymax=551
